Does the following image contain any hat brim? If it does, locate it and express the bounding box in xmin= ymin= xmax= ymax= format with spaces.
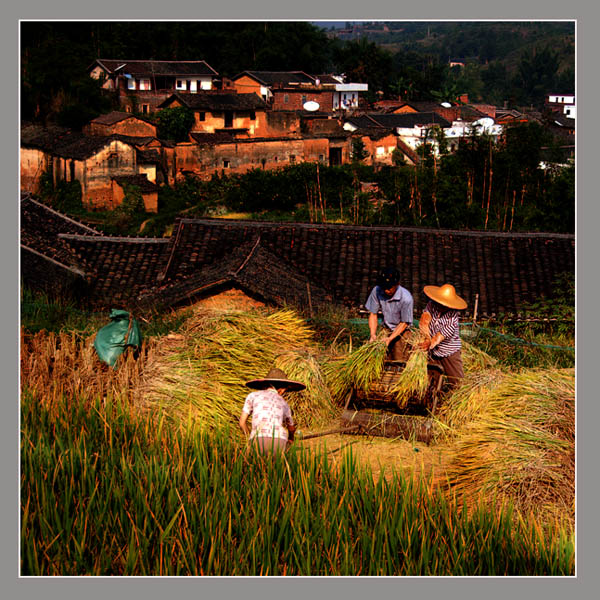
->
xmin=245 ymin=378 xmax=306 ymax=392
xmin=424 ymin=285 xmax=467 ymax=310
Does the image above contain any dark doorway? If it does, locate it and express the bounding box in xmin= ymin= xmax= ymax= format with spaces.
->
xmin=329 ymin=147 xmax=342 ymax=166
xmin=224 ymin=111 xmax=233 ymax=128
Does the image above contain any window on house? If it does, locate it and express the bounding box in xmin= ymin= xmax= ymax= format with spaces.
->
xmin=139 ymin=79 xmax=151 ymax=91
xmin=249 ymin=111 xmax=256 ymax=120
xmin=127 ymin=78 xmax=136 ymax=90
xmin=283 ymin=94 xmax=289 ymax=104
xmin=376 ymin=147 xmax=385 ymax=156
xmin=141 ymin=104 xmax=150 ymax=115
xmin=289 ymin=155 xmax=296 ymax=164
xmin=301 ymin=95 xmax=307 ymax=105
xmin=108 ymin=153 xmax=119 ymax=169
xmin=224 ymin=111 xmax=233 ymax=128
xmin=199 ymin=112 xmax=206 ymax=121
xmin=223 ymin=159 xmax=230 ymax=168
xmin=176 ymin=79 xmax=187 ymax=90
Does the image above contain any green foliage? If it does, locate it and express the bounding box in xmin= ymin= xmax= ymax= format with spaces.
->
xmin=154 ymin=106 xmax=195 ymax=142
xmin=40 ymin=176 xmax=84 ymax=214
xmin=21 ymin=390 xmax=574 ymax=575
xmin=351 ymin=138 xmax=369 ymax=163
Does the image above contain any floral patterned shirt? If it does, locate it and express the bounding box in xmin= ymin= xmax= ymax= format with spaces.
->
xmin=242 ymin=389 xmax=294 ymax=441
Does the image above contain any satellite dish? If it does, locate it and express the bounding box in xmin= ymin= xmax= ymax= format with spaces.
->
xmin=303 ymin=101 xmax=320 ymax=112
xmin=440 ymin=102 xmax=452 ymax=108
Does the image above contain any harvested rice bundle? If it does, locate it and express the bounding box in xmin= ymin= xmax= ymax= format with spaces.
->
xmin=442 ymin=367 xmax=575 ymax=526
xmin=461 ymin=340 xmax=497 ymax=373
xmin=439 ymin=369 xmax=505 ymax=431
xmin=323 ymin=339 xmax=387 ymax=403
xmin=274 ymin=350 xmax=337 ymax=426
xmin=389 ymin=347 xmax=429 ymax=408
xmin=142 ymin=308 xmax=327 ymax=432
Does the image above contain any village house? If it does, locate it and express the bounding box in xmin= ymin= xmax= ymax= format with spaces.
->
xmin=344 ymin=110 xmax=503 ymax=155
xmin=20 ymin=123 xmax=159 ymax=212
xmin=88 ymin=59 xmax=220 ymax=114
xmin=171 ymin=130 xmax=349 ymax=181
xmin=231 ymin=71 xmax=368 ymax=112
xmin=158 ymin=92 xmax=269 ymax=137
xmin=545 ymin=93 xmax=576 ymax=119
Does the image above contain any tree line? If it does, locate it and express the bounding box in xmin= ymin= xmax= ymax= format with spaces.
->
xmin=21 ymin=21 xmax=574 ymax=128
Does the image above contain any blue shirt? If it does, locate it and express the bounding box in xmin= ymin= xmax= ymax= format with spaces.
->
xmin=365 ymin=285 xmax=414 ymax=330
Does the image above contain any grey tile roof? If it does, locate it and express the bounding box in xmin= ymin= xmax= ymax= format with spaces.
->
xmin=233 ymin=71 xmax=315 ymax=86
xmin=92 ymin=59 xmax=218 ymax=77
xmin=159 ymin=92 xmax=267 ymax=111
xmin=21 ymin=203 xmax=574 ymax=319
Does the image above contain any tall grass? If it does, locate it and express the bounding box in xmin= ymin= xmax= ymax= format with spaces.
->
xmin=21 ymin=389 xmax=574 ymax=576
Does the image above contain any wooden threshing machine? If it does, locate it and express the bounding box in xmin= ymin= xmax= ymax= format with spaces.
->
xmin=339 ymin=359 xmax=444 ymax=444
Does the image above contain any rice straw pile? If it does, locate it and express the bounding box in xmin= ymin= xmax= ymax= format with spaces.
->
xmin=141 ymin=308 xmax=336 ymax=431
xmin=387 ymin=331 xmax=430 ymax=408
xmin=323 ymin=339 xmax=387 ymax=403
xmin=440 ymin=367 xmax=575 ymax=525
xmin=461 ymin=340 xmax=498 ymax=373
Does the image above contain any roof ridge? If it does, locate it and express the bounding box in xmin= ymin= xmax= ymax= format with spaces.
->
xmin=174 ymin=218 xmax=574 ymax=239
xmin=22 ymin=196 xmax=102 ymax=236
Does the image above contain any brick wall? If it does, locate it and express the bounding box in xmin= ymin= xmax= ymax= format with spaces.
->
xmin=271 ymin=89 xmax=334 ymax=112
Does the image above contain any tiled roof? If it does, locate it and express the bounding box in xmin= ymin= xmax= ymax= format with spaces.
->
xmin=90 ymin=111 xmax=149 ymax=126
xmin=92 ymin=59 xmax=218 ymax=77
xmin=22 ymin=203 xmax=574 ymax=318
xmin=367 ymin=112 xmax=452 ymax=129
xmin=20 ymin=195 xmax=102 ymax=273
xmin=112 ymin=174 xmax=159 ymax=193
xmin=138 ymin=237 xmax=333 ymax=308
xmin=160 ymin=92 xmax=267 ymax=111
xmin=233 ymin=71 xmax=315 ymax=86
xmin=21 ymin=126 xmax=135 ymax=160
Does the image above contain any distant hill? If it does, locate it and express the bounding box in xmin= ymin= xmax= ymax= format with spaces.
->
xmin=326 ymin=21 xmax=574 ymax=75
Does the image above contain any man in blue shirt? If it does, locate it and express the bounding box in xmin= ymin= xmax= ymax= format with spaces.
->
xmin=365 ymin=267 xmax=414 ymax=361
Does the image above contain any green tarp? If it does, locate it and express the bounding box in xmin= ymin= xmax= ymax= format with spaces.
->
xmin=93 ymin=309 xmax=142 ymax=368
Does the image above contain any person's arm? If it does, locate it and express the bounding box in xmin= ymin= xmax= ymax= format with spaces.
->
xmin=385 ymin=321 xmax=408 ymax=346
xmin=419 ymin=311 xmax=433 ymax=350
xmin=368 ymin=312 xmax=379 ymax=342
xmin=239 ymin=411 xmax=250 ymax=436
xmin=365 ymin=288 xmax=380 ymax=342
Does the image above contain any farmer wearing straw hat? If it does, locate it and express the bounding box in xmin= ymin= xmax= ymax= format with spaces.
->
xmin=239 ymin=367 xmax=305 ymax=455
xmin=365 ymin=267 xmax=414 ymax=361
xmin=419 ymin=284 xmax=468 ymax=390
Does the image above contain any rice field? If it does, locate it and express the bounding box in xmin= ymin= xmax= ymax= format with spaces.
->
xmin=19 ymin=305 xmax=576 ymax=576
xmin=20 ymin=390 xmax=574 ymax=576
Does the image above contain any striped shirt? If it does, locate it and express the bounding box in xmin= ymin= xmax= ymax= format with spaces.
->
xmin=424 ymin=301 xmax=462 ymax=358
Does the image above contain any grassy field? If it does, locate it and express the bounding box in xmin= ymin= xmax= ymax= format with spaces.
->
xmin=21 ymin=390 xmax=574 ymax=576
xmin=19 ymin=296 xmax=575 ymax=576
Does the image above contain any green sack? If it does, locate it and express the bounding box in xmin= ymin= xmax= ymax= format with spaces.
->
xmin=93 ymin=309 xmax=142 ymax=368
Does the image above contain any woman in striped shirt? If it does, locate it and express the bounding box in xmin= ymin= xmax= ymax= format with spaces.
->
xmin=419 ymin=283 xmax=467 ymax=390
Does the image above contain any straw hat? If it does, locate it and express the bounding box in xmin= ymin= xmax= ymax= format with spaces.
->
xmin=423 ymin=283 xmax=467 ymax=310
xmin=245 ymin=367 xmax=306 ymax=391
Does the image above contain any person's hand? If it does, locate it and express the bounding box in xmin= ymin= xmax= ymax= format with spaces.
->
xmin=369 ymin=333 xmax=378 ymax=342
xmin=420 ymin=337 xmax=431 ymax=351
